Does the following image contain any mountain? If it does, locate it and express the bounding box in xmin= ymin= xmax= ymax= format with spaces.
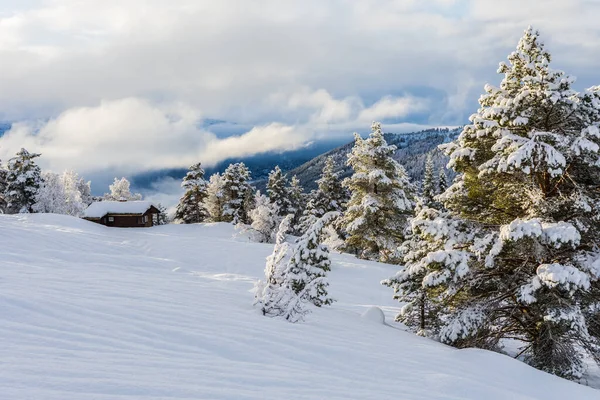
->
xmin=1 ymin=213 xmax=597 ymax=399
xmin=282 ymin=127 xmax=462 ymax=192
xmin=131 ymin=138 xmax=347 ymax=191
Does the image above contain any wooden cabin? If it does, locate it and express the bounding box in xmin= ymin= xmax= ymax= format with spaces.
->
xmin=83 ymin=201 xmax=161 ymax=228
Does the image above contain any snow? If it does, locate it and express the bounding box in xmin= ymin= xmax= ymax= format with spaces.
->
xmin=1 ymin=214 xmax=598 ymax=399
xmin=83 ymin=201 xmax=158 ymax=218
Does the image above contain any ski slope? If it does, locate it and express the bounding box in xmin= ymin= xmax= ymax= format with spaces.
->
xmin=1 ymin=214 xmax=598 ymax=399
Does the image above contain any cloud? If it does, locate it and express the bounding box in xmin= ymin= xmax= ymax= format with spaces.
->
xmin=0 ymin=90 xmax=429 ymax=176
xmin=1 ymin=0 xmax=598 ymax=124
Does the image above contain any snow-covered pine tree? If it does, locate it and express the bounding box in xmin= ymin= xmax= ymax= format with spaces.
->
xmin=258 ymin=212 xmax=338 ymax=322
xmin=437 ymin=168 xmax=448 ymax=194
xmin=204 ymin=173 xmax=226 ymax=222
xmin=341 ymin=122 xmax=414 ymax=262
xmin=103 ymin=177 xmax=142 ymax=201
xmin=429 ymin=27 xmax=600 ymax=380
xmin=254 ymin=215 xmax=294 ymax=315
xmin=422 ymin=153 xmax=436 ymax=206
xmin=175 ymin=163 xmax=209 ymax=224
xmin=382 ymin=204 xmax=476 ymax=337
xmin=299 ymin=156 xmax=347 ymax=234
xmin=0 ymin=159 xmax=8 ymax=213
xmin=33 ymin=171 xmax=67 ymax=214
xmin=5 ymin=148 xmax=42 ymax=214
xmin=222 ymin=163 xmax=254 ymax=224
xmin=249 ymin=191 xmax=280 ymax=243
xmin=287 ymin=175 xmax=304 ymax=231
xmin=156 ymin=203 xmax=169 ymax=225
xmin=267 ymin=166 xmax=293 ymax=216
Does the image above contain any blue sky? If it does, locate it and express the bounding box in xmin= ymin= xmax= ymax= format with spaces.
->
xmin=0 ymin=0 xmax=599 ymax=179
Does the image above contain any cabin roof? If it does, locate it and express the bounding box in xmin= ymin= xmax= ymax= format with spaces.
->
xmin=83 ymin=201 xmax=158 ymax=219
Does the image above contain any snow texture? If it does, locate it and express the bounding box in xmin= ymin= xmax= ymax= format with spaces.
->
xmin=0 ymin=214 xmax=598 ymax=399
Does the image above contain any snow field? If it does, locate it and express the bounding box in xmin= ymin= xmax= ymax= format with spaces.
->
xmin=1 ymin=214 xmax=598 ymax=399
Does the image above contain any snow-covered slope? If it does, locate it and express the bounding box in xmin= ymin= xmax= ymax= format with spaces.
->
xmin=1 ymin=214 xmax=597 ymax=399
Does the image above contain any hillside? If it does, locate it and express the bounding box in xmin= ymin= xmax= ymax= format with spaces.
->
xmin=1 ymin=214 xmax=598 ymax=399
xmin=286 ymin=128 xmax=461 ymax=191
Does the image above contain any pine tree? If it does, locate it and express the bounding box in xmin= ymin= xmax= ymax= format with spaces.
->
xmin=299 ymin=156 xmax=347 ymax=234
xmin=341 ymin=122 xmax=414 ymax=262
xmin=267 ymin=166 xmax=292 ymax=216
xmin=257 ymin=213 xmax=337 ymax=322
xmin=288 ymin=175 xmax=304 ymax=229
xmin=204 ymin=173 xmax=226 ymax=222
xmin=249 ymin=191 xmax=280 ymax=243
xmin=0 ymin=159 xmax=8 ymax=213
xmin=175 ymin=163 xmax=209 ymax=224
xmin=103 ymin=177 xmax=142 ymax=201
xmin=255 ymin=215 xmax=294 ymax=314
xmin=382 ymin=205 xmax=475 ymax=337
xmin=5 ymin=148 xmax=42 ymax=214
xmin=437 ymin=168 xmax=448 ymax=194
xmin=422 ymin=153 xmax=436 ymax=205
xmin=156 ymin=203 xmax=169 ymax=225
xmin=222 ymin=163 xmax=253 ymax=224
xmin=393 ymin=27 xmax=600 ymax=381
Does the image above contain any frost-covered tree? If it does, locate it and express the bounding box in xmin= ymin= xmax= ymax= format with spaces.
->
xmin=383 ymin=205 xmax=476 ymax=337
xmin=255 ymin=215 xmax=294 ymax=314
xmin=249 ymin=191 xmax=280 ymax=243
xmin=437 ymin=168 xmax=448 ymax=194
xmin=33 ymin=171 xmax=66 ymax=214
xmin=300 ymin=156 xmax=347 ymax=234
xmin=156 ymin=203 xmax=170 ymax=225
xmin=204 ymin=173 xmax=226 ymax=222
xmin=422 ymin=153 xmax=436 ymax=205
xmin=0 ymin=159 xmax=8 ymax=213
xmin=341 ymin=122 xmax=414 ymax=262
xmin=288 ymin=175 xmax=304 ymax=230
xmin=175 ymin=163 xmax=209 ymax=224
xmin=222 ymin=163 xmax=253 ymax=224
xmin=256 ymin=213 xmax=337 ymax=322
xmin=103 ymin=177 xmax=142 ymax=201
xmin=61 ymin=170 xmax=90 ymax=217
xmin=5 ymin=148 xmax=42 ymax=214
xmin=393 ymin=27 xmax=600 ymax=381
xmin=267 ymin=166 xmax=292 ymax=216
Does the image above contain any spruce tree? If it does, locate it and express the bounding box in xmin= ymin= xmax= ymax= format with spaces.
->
xmin=437 ymin=168 xmax=448 ymax=194
xmin=0 ymin=159 xmax=8 ymax=213
xmin=257 ymin=213 xmax=337 ymax=322
xmin=422 ymin=153 xmax=436 ymax=205
xmin=299 ymin=156 xmax=347 ymax=234
xmin=255 ymin=214 xmax=294 ymax=314
xmin=341 ymin=122 xmax=414 ymax=262
xmin=5 ymin=148 xmax=42 ymax=214
xmin=267 ymin=166 xmax=292 ymax=216
xmin=222 ymin=162 xmax=253 ymax=224
xmin=286 ymin=175 xmax=304 ymax=233
xmin=391 ymin=27 xmax=600 ymax=381
xmin=175 ymin=163 xmax=209 ymax=224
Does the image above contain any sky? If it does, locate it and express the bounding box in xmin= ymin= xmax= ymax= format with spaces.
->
xmin=0 ymin=0 xmax=599 ymax=193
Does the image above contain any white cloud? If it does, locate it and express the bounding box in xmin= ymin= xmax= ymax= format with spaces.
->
xmin=0 ymin=0 xmax=598 ymax=123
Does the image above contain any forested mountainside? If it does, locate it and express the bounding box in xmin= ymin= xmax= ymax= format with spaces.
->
xmin=286 ymin=127 xmax=462 ymax=191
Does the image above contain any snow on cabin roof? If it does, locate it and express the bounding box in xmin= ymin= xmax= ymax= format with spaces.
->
xmin=83 ymin=201 xmax=158 ymax=218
